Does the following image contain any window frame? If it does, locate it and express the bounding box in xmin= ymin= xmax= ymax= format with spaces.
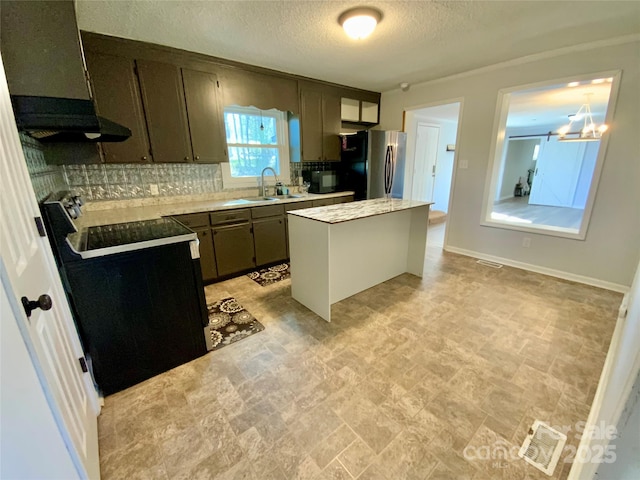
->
xmin=480 ymin=70 xmax=621 ymax=240
xmin=221 ymin=106 xmax=290 ymax=189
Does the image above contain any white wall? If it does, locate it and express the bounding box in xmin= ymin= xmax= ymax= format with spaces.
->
xmin=499 ymin=139 xmax=538 ymax=200
xmin=573 ymin=142 xmax=599 ymax=209
xmin=380 ymin=39 xmax=640 ymax=288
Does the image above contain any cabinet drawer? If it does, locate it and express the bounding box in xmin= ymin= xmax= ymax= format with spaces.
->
xmin=173 ymin=212 xmax=210 ymax=228
xmin=251 ymin=204 xmax=284 ymax=219
xmin=312 ymin=198 xmax=335 ymax=207
xmin=284 ymin=200 xmax=314 ymax=211
xmin=209 ymin=209 xmax=251 ymax=225
xmin=333 ymin=195 xmax=354 ymax=204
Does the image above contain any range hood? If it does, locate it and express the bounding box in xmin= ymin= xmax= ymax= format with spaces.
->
xmin=11 ymin=95 xmax=132 ymax=143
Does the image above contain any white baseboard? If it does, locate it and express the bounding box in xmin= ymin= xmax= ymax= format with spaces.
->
xmin=443 ymin=245 xmax=629 ymax=293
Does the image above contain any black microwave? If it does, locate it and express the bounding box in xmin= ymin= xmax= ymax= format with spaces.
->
xmin=305 ymin=170 xmax=339 ymax=194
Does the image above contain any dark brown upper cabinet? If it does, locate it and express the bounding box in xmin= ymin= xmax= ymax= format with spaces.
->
xmin=182 ymin=68 xmax=226 ymax=164
xmin=84 ymin=51 xmax=150 ymax=163
xmin=80 ymin=32 xmax=379 ymax=165
xmin=136 ymin=59 xmax=193 ymax=163
xmin=322 ymin=91 xmax=342 ymax=161
xmin=221 ymin=68 xmax=299 ymax=114
xmin=300 ymin=85 xmax=342 ymax=162
xmin=300 ymin=88 xmax=323 ymax=162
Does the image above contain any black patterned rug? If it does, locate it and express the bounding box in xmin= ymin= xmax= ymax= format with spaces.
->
xmin=247 ymin=262 xmax=291 ymax=286
xmin=204 ymin=297 xmax=264 ymax=351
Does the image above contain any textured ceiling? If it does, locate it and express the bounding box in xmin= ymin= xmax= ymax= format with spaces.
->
xmin=76 ymin=1 xmax=640 ymax=92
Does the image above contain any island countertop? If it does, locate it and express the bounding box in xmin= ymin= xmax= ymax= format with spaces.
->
xmin=287 ymin=198 xmax=432 ymax=224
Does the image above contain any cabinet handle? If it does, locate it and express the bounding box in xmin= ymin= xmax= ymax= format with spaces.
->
xmin=141 ymin=156 xmax=148 ymax=161
xmin=195 ymin=155 xmax=200 ymax=161
xmin=184 ymin=156 xmax=190 ymax=161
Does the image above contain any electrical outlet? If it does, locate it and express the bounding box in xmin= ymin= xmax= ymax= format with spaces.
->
xmin=522 ymin=237 xmax=531 ymax=248
xmin=459 ymin=159 xmax=469 ymax=169
xmin=150 ymin=184 xmax=159 ymax=196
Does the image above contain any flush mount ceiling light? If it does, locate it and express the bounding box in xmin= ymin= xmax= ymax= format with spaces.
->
xmin=557 ymin=93 xmax=608 ymax=142
xmin=338 ymin=7 xmax=382 ymax=40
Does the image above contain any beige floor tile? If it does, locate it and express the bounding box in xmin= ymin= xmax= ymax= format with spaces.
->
xmin=336 ymin=436 xmax=376 ymax=477
xmin=97 ymin=247 xmax=621 ymax=480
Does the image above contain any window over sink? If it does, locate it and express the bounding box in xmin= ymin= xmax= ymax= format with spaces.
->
xmin=221 ymin=106 xmax=290 ymax=189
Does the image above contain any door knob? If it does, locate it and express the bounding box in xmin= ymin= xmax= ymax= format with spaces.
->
xmin=21 ymin=294 xmax=53 ymax=318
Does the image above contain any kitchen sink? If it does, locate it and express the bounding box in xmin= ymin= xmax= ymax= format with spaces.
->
xmin=266 ymin=194 xmax=304 ymax=200
xmin=223 ymin=197 xmax=277 ymax=206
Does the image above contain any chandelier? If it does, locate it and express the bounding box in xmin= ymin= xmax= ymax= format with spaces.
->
xmin=557 ymin=94 xmax=608 ymax=142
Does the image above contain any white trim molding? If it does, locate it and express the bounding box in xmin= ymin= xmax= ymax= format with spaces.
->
xmin=443 ymin=245 xmax=629 ymax=293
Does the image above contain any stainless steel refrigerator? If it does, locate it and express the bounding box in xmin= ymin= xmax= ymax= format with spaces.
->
xmin=340 ymin=130 xmax=407 ymax=200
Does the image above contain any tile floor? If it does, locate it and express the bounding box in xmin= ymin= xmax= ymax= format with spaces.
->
xmin=97 ymin=245 xmax=622 ymax=479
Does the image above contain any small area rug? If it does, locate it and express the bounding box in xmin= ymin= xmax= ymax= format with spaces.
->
xmin=247 ymin=262 xmax=291 ymax=286
xmin=204 ymin=297 xmax=264 ymax=351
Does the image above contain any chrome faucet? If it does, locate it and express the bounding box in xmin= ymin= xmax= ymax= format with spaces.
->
xmin=259 ymin=167 xmax=278 ymax=197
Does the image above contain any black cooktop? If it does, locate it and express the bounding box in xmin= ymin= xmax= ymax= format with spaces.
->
xmin=86 ymin=218 xmax=193 ymax=251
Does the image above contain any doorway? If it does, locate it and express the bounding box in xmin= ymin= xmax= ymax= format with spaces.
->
xmin=404 ymin=101 xmax=461 ymax=247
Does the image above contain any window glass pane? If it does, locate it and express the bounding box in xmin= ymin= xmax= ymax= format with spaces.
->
xmin=483 ymin=73 xmax=618 ymax=238
xmin=224 ymin=112 xmax=277 ymax=145
xmin=228 ymin=147 xmax=280 ymax=177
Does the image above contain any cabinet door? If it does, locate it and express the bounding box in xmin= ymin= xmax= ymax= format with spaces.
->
xmin=84 ymin=51 xmax=150 ymax=163
xmin=136 ymin=59 xmax=193 ymax=163
xmin=300 ymin=89 xmax=323 ymax=161
xmin=194 ymin=227 xmax=218 ymax=282
xmin=253 ymin=217 xmax=286 ymax=266
xmin=182 ymin=68 xmax=227 ymax=164
xmin=322 ymin=92 xmax=342 ymax=161
xmin=212 ymin=223 xmax=255 ymax=276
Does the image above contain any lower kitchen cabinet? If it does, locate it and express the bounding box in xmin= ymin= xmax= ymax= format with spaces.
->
xmin=212 ymin=223 xmax=256 ymax=276
xmin=253 ymin=216 xmax=287 ymax=266
xmin=312 ymin=198 xmax=336 ymax=207
xmin=173 ymin=196 xmax=354 ymax=282
xmin=194 ymin=227 xmax=218 ymax=281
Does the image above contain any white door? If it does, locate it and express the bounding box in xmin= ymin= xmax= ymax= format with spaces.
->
xmin=0 ymin=56 xmax=99 ymax=478
xmin=529 ymin=137 xmax=586 ymax=207
xmin=412 ymin=123 xmax=440 ymax=203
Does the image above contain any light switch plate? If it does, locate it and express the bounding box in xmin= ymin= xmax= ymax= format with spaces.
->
xmin=150 ymin=184 xmax=159 ymax=195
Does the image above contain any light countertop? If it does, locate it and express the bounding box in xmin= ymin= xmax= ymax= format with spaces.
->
xmin=287 ymin=198 xmax=432 ymax=224
xmin=75 ymin=191 xmax=355 ymax=228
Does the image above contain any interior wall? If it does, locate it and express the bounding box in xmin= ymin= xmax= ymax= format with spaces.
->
xmin=380 ymin=39 xmax=640 ymax=288
xmin=572 ymin=142 xmax=599 ymax=209
xmin=499 ymin=139 xmax=538 ymax=201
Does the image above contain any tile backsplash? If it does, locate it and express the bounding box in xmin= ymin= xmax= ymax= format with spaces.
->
xmin=63 ymin=163 xmax=223 ymax=201
xmin=291 ymin=161 xmax=338 ymax=180
xmin=22 ymin=133 xmax=341 ymax=203
xmin=21 ymin=134 xmax=66 ymax=202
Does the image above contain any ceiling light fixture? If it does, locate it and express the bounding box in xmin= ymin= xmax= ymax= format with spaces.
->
xmin=338 ymin=7 xmax=382 ymax=40
xmin=557 ymin=93 xmax=607 ymax=142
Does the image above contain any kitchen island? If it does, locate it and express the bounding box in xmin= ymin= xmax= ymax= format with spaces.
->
xmin=288 ymin=198 xmax=431 ymax=322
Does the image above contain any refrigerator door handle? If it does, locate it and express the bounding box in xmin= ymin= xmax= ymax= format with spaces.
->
xmin=384 ymin=145 xmax=394 ymax=196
